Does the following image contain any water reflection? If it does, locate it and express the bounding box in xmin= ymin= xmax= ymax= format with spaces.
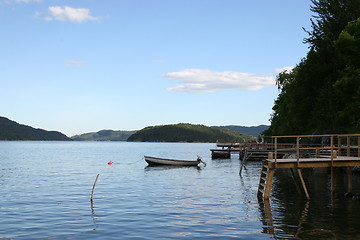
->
xmin=258 ymin=200 xmax=275 ymax=235
xmin=3 ymin=142 xmax=360 ymax=239
xmin=90 ymin=200 xmax=99 ymax=231
xmin=258 ymin=199 xmax=312 ymax=238
xmin=144 ymin=165 xmax=206 ymax=172
xmin=257 ymin=167 xmax=360 ymax=239
xmin=144 ymin=165 xmax=204 ymax=172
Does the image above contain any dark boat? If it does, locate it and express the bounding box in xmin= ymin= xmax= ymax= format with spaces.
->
xmin=144 ymin=156 xmax=205 ymax=166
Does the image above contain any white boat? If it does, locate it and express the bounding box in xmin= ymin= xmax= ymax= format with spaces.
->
xmin=144 ymin=156 xmax=205 ymax=166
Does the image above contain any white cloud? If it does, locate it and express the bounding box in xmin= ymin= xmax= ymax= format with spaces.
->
xmin=65 ymin=59 xmax=85 ymax=68
xmin=43 ymin=6 xmax=100 ymax=23
xmin=163 ymin=69 xmax=277 ymax=93
xmin=275 ymin=66 xmax=294 ymax=74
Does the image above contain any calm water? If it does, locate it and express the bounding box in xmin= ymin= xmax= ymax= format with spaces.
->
xmin=1 ymin=141 xmax=360 ymax=239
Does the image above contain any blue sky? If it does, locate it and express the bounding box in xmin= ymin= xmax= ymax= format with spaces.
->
xmin=1 ymin=0 xmax=312 ymax=136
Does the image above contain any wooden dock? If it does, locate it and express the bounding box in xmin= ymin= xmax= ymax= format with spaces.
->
xmin=210 ymin=142 xmax=240 ymax=158
xmin=210 ymin=142 xmax=291 ymax=160
xmin=258 ymin=134 xmax=360 ymax=200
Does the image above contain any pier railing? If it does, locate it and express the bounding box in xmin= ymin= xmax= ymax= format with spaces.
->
xmin=271 ymin=134 xmax=360 ymax=167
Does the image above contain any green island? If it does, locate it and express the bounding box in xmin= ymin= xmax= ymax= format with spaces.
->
xmin=127 ymin=123 xmax=250 ymax=143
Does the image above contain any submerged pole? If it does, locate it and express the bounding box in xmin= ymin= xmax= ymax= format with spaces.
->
xmin=91 ymin=174 xmax=100 ymax=202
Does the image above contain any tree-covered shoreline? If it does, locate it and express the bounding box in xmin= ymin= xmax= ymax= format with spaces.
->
xmin=264 ymin=0 xmax=360 ymax=136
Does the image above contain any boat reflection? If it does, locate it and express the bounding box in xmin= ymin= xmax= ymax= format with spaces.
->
xmin=144 ymin=165 xmax=204 ymax=171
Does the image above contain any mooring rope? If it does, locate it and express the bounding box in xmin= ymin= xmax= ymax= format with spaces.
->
xmin=197 ymin=156 xmax=207 ymax=167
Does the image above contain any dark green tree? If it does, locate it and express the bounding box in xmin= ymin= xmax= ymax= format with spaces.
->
xmin=264 ymin=0 xmax=360 ymax=136
xmin=333 ymin=18 xmax=360 ymax=132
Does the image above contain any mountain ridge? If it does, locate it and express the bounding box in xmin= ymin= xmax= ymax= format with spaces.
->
xmin=0 ymin=116 xmax=70 ymax=141
xmin=0 ymin=115 xmax=268 ymax=141
xmin=71 ymin=129 xmax=136 ymax=141
xmin=73 ymin=125 xmax=269 ymax=141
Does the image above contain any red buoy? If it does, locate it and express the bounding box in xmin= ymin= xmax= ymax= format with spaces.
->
xmin=107 ymin=161 xmax=113 ymax=165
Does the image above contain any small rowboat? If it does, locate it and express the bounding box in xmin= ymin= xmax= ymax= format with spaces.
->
xmin=144 ymin=156 xmax=205 ymax=167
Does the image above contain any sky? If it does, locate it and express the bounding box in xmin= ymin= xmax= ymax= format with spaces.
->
xmin=1 ymin=0 xmax=313 ymax=137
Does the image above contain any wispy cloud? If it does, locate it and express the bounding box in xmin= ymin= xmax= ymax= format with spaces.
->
xmin=37 ymin=6 xmax=100 ymax=23
xmin=163 ymin=68 xmax=290 ymax=93
xmin=65 ymin=59 xmax=85 ymax=68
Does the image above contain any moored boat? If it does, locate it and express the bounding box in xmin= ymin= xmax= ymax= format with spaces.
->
xmin=144 ymin=156 xmax=205 ymax=166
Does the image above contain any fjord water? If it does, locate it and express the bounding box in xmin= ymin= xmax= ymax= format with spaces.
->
xmin=1 ymin=142 xmax=360 ymax=239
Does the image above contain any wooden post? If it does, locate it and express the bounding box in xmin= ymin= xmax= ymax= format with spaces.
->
xmin=358 ymin=136 xmax=360 ymax=157
xmin=347 ymin=136 xmax=350 ymax=157
xmin=332 ymin=149 xmax=337 ymax=159
xmin=338 ymin=136 xmax=341 ymax=156
xmin=316 ymin=148 xmax=320 ymax=158
xmin=297 ymin=169 xmax=310 ymax=200
xmin=330 ymin=136 xmax=334 ymax=163
xmin=330 ymin=136 xmax=335 ymax=193
xmin=264 ymin=168 xmax=275 ymax=200
xmin=330 ymin=167 xmax=334 ymax=193
xmin=348 ymin=167 xmax=353 ymax=193
xmin=296 ymin=137 xmax=300 ymax=168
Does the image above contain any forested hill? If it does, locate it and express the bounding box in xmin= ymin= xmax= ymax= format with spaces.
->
xmin=71 ymin=130 xmax=136 ymax=141
xmin=0 ymin=116 xmax=70 ymax=141
xmin=127 ymin=123 xmax=249 ymax=142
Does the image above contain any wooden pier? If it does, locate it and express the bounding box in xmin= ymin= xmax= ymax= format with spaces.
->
xmin=210 ymin=142 xmax=291 ymax=160
xmin=257 ymin=134 xmax=360 ymax=200
xmin=210 ymin=143 xmax=240 ymax=159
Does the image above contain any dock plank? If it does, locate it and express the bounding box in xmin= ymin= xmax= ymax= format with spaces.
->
xmin=267 ymin=156 xmax=360 ymax=168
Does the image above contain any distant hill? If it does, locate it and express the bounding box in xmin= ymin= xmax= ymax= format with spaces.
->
xmin=212 ymin=125 xmax=269 ymax=136
xmin=0 ymin=116 xmax=70 ymax=141
xmin=127 ymin=123 xmax=249 ymax=142
xmin=71 ymin=130 xmax=137 ymax=141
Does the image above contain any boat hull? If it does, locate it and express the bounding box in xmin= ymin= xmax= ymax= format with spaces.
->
xmin=144 ymin=156 xmax=200 ymax=166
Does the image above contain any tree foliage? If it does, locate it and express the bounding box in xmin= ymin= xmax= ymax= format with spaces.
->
xmin=264 ymin=0 xmax=360 ymax=136
xmin=333 ymin=18 xmax=360 ymax=132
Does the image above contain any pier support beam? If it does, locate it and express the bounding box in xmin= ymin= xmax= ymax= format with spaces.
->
xmin=290 ymin=168 xmax=302 ymax=194
xmin=347 ymin=167 xmax=353 ymax=193
xmin=297 ymin=169 xmax=310 ymax=200
xmin=264 ymin=168 xmax=275 ymax=200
